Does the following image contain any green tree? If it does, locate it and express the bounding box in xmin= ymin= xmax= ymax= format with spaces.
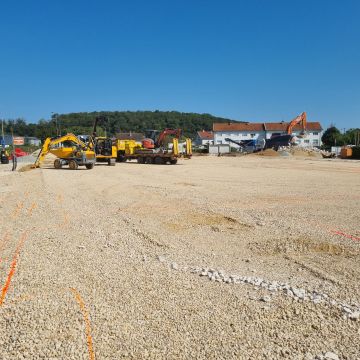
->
xmin=321 ymin=126 xmax=345 ymax=147
xmin=1 ymin=111 xmax=240 ymax=140
xmin=343 ymin=128 xmax=360 ymax=145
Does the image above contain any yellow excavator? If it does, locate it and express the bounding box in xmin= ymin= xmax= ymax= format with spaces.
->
xmin=91 ymin=116 xmax=117 ymax=166
xmin=33 ymin=133 xmax=96 ymax=170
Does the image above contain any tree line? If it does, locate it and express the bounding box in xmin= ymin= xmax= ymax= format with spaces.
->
xmin=321 ymin=127 xmax=360 ymax=148
xmin=1 ymin=111 xmax=235 ymax=140
xmin=2 ymin=113 xmax=358 ymax=148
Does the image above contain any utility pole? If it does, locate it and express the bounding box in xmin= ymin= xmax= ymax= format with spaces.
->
xmin=1 ymin=119 xmax=4 ymax=147
xmin=51 ymin=112 xmax=60 ymax=136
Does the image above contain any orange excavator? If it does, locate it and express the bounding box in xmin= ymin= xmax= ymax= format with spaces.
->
xmin=286 ymin=112 xmax=307 ymax=136
xmin=263 ymin=112 xmax=307 ymax=151
xmin=115 ymin=128 xmax=191 ymax=164
xmin=142 ymin=128 xmax=182 ymax=149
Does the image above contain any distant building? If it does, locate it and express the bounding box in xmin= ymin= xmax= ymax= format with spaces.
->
xmin=115 ymin=132 xmax=144 ymax=141
xmin=25 ymin=137 xmax=41 ymax=146
xmin=194 ymin=130 xmax=214 ymax=146
xmin=0 ymin=135 xmax=41 ymax=147
xmin=0 ymin=135 xmax=13 ymax=146
xmin=213 ymin=121 xmax=323 ymax=148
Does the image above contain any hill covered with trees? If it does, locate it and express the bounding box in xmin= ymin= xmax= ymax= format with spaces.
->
xmin=2 ymin=111 xmax=237 ymax=140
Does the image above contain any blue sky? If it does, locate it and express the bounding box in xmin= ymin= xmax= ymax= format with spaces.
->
xmin=0 ymin=0 xmax=359 ymax=129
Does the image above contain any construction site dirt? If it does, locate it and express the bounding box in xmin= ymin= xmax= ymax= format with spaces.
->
xmin=0 ymin=155 xmax=359 ymax=359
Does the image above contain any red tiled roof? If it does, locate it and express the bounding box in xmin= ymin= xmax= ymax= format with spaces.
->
xmin=197 ymin=130 xmax=213 ymax=140
xmin=213 ymin=123 xmax=264 ymax=131
xmin=213 ymin=122 xmax=322 ymax=132
xmin=265 ymin=122 xmax=322 ymax=131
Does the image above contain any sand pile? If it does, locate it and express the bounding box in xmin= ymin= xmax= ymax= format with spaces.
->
xmin=256 ymin=149 xmax=280 ymax=157
xmin=291 ymin=147 xmax=322 ymax=158
xmin=18 ymin=164 xmax=35 ymax=172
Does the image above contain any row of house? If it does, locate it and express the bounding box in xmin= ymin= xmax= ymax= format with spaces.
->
xmin=0 ymin=135 xmax=41 ymax=146
xmin=195 ymin=121 xmax=323 ymax=148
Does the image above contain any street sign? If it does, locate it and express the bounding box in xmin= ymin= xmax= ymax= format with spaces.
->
xmin=13 ymin=137 xmax=25 ymax=145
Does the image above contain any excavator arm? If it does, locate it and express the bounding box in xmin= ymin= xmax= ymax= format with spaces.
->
xmin=33 ymin=133 xmax=91 ymax=168
xmin=286 ymin=112 xmax=307 ymax=135
xmin=92 ymin=116 xmax=107 ymax=137
xmin=155 ymin=128 xmax=182 ymax=147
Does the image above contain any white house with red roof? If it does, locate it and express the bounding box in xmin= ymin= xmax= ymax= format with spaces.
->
xmin=213 ymin=121 xmax=323 ymax=148
xmin=194 ymin=130 xmax=214 ymax=146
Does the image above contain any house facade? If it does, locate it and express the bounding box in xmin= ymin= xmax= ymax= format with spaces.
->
xmin=194 ymin=130 xmax=214 ymax=146
xmin=25 ymin=137 xmax=41 ymax=146
xmin=213 ymin=121 xmax=323 ymax=148
xmin=0 ymin=135 xmax=41 ymax=147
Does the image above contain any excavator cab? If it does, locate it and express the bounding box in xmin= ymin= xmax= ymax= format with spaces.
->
xmin=91 ymin=116 xmax=117 ymax=165
xmin=94 ymin=137 xmax=113 ymax=157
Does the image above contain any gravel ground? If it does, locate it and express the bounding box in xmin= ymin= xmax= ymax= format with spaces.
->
xmin=0 ymin=155 xmax=359 ymax=359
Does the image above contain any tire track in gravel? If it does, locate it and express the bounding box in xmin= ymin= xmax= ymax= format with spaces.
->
xmin=0 ymin=232 xmax=11 ymax=255
xmin=55 ymin=188 xmax=98 ymax=359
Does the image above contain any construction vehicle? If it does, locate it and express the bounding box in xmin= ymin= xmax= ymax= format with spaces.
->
xmin=286 ymin=112 xmax=307 ymax=136
xmin=91 ymin=116 xmax=117 ymax=166
xmin=115 ymin=128 xmax=192 ymax=164
xmin=224 ymin=138 xmax=260 ymax=152
xmin=144 ymin=128 xmax=182 ymax=148
xmin=1 ymin=148 xmax=10 ymax=164
xmin=262 ymin=112 xmax=307 ymax=151
xmin=33 ymin=133 xmax=96 ymax=170
xmin=264 ymin=134 xmax=295 ymax=151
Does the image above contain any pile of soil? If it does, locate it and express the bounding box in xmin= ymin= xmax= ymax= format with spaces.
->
xmin=291 ymin=148 xmax=322 ymax=158
xmin=255 ymin=149 xmax=280 ymax=157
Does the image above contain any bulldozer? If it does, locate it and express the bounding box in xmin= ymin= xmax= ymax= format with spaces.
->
xmin=33 ymin=133 xmax=96 ymax=170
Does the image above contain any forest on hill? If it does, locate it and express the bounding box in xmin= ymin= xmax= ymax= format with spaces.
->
xmin=1 ymin=111 xmax=237 ymax=140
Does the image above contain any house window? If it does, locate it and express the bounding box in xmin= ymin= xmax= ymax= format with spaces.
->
xmin=304 ymin=139 xmax=310 ymax=144
xmin=312 ymin=132 xmax=319 ymax=135
xmin=312 ymin=140 xmax=319 ymax=145
xmin=250 ymin=133 xmax=256 ymax=138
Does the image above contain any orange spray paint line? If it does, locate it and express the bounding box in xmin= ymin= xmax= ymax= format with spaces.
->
xmin=0 ymin=232 xmax=28 ymax=306
xmin=70 ymin=288 xmax=95 ymax=360
xmin=57 ymin=212 xmax=69 ymax=228
xmin=330 ymin=229 xmax=360 ymax=242
xmin=11 ymin=202 xmax=24 ymax=219
xmin=28 ymin=203 xmax=37 ymax=216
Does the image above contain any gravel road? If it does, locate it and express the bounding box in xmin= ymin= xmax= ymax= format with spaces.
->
xmin=0 ymin=155 xmax=359 ymax=359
